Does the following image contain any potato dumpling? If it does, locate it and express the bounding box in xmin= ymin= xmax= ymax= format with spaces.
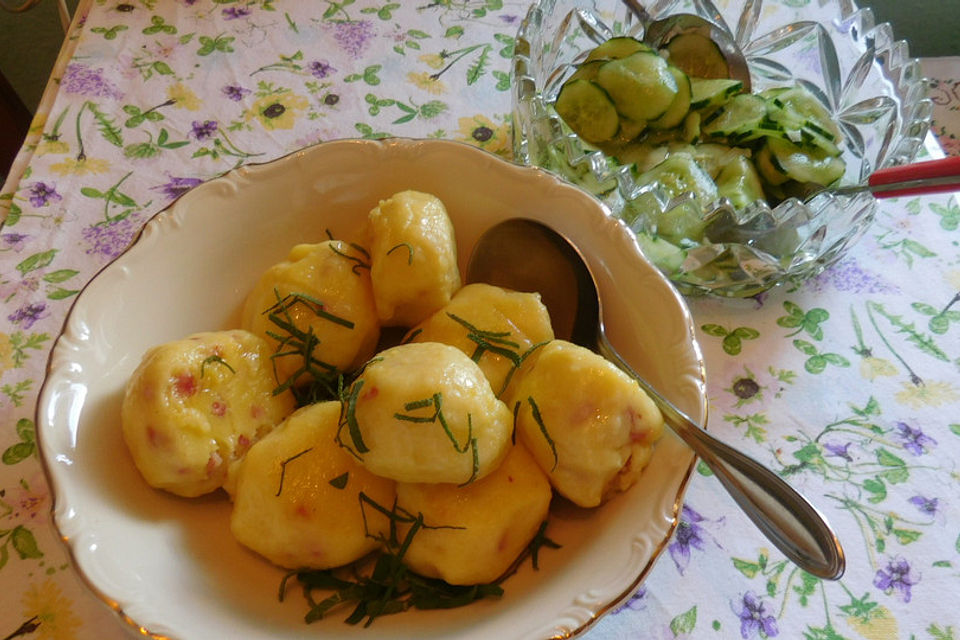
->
xmin=230 ymin=401 xmax=396 ymax=570
xmin=342 ymin=341 xmax=512 ymax=484
xmin=406 ymin=283 xmax=554 ymax=398
xmin=366 ymin=190 xmax=461 ymax=327
xmin=512 ymin=340 xmax=664 ymax=508
xmin=240 ymin=240 xmax=380 ymax=387
xmin=396 ymin=443 xmax=552 ymax=585
xmin=121 ymin=330 xmax=296 ymax=497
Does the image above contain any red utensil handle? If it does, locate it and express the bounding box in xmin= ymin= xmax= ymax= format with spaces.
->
xmin=869 ymin=156 xmax=960 ymax=198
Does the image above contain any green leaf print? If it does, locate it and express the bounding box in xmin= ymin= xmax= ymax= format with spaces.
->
xmin=15 ymin=249 xmax=58 ymax=275
xmin=10 ymin=526 xmax=43 ymax=559
xmin=930 ymin=201 xmax=959 ymax=231
xmin=700 ymin=324 xmax=759 ymax=355
xmin=197 ymin=34 xmax=235 ymax=56
xmin=90 ymin=24 xmax=129 ymax=40
xmin=143 ymin=15 xmax=177 ymax=34
xmin=777 ymin=301 xmax=829 ymax=340
xmin=466 ymin=45 xmax=492 ymax=84
xmin=669 ymin=605 xmax=697 ymax=636
xmin=345 ymin=65 xmax=382 ymax=85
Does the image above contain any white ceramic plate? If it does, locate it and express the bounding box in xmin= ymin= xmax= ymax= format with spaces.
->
xmin=37 ymin=138 xmax=707 ymax=639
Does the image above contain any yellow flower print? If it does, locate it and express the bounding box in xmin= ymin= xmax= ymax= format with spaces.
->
xmin=895 ymin=379 xmax=959 ymax=409
xmin=0 ymin=332 xmax=14 ymax=371
xmin=407 ymin=71 xmax=448 ymax=95
xmin=945 ymin=268 xmax=960 ymax=290
xmin=49 ymin=156 xmax=110 ymax=176
xmin=167 ymin=82 xmax=201 ymax=110
xmin=36 ymin=138 xmax=70 ymax=156
xmin=245 ymin=92 xmax=309 ymax=130
xmin=418 ymin=53 xmax=446 ymax=70
xmin=21 ymin=579 xmax=83 ymax=640
xmin=456 ymin=114 xmax=511 ymax=158
xmin=846 ymin=604 xmax=898 ymax=640
xmin=859 ymin=356 xmax=897 ymax=380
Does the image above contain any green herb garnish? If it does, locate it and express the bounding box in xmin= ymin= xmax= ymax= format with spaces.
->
xmin=393 ymin=392 xmax=479 ymax=485
xmin=200 ymin=354 xmax=235 ymax=378
xmin=276 ymin=448 xmax=313 ymax=497
xmin=279 ymin=494 xmax=562 ymax=627
xmin=329 ymin=241 xmax=372 ymax=275
xmin=526 ymin=396 xmax=558 ymax=471
xmin=329 ymin=472 xmax=349 ymax=490
xmin=264 ymin=288 xmax=351 ymax=405
xmin=386 ymin=242 xmax=414 ymax=265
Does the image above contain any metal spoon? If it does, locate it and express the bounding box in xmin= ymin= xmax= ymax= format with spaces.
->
xmin=466 ymin=217 xmax=845 ymax=580
xmin=621 ymin=0 xmax=752 ymax=91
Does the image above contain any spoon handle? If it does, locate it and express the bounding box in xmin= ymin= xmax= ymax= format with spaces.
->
xmin=596 ymin=333 xmax=846 ymax=580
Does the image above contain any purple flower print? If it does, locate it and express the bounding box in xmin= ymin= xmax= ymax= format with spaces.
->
xmin=61 ymin=63 xmax=123 ymax=99
xmin=28 ymin=182 xmax=62 ymax=208
xmin=874 ymin=556 xmax=918 ymax=602
xmin=222 ymin=84 xmax=251 ymax=102
xmin=805 ymin=257 xmax=898 ymax=295
xmin=908 ymin=495 xmax=939 ymax=515
xmin=669 ymin=504 xmax=707 ymax=574
xmin=895 ymin=421 xmax=936 ymax=456
xmin=613 ymin=587 xmax=647 ymax=614
xmin=823 ymin=441 xmax=853 ymax=462
xmin=309 ymin=60 xmax=336 ymax=79
xmin=498 ymin=14 xmax=520 ymax=25
xmin=737 ymin=592 xmax=778 ymax=639
xmin=326 ymin=19 xmax=375 ymax=59
xmin=190 ymin=120 xmax=218 ymax=140
xmin=82 ymin=215 xmax=143 ymax=259
xmin=222 ymin=6 xmax=250 ymax=19
xmin=152 ymin=176 xmax=202 ymax=201
xmin=2 ymin=233 xmax=29 ymax=251
xmin=7 ymin=303 xmax=49 ymax=330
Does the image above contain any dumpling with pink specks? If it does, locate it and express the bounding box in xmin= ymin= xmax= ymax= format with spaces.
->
xmin=511 ymin=340 xmax=664 ymax=508
xmin=230 ymin=401 xmax=396 ymax=570
xmin=366 ymin=190 xmax=461 ymax=327
xmin=240 ymin=239 xmax=381 ymax=389
xmin=121 ymin=329 xmax=296 ymax=498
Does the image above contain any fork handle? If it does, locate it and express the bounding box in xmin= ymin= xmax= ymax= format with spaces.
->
xmin=869 ymin=155 xmax=960 ymax=198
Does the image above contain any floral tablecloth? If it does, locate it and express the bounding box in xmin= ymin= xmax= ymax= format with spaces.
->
xmin=2 ymin=1 xmax=959 ymax=639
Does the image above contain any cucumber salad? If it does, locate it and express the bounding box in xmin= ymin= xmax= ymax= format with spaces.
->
xmin=554 ymin=33 xmax=847 ymax=253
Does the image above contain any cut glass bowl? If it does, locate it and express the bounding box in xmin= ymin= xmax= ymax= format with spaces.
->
xmin=512 ymin=0 xmax=933 ymax=297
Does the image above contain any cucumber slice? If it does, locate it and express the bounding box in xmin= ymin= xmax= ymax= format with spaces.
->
xmin=663 ymin=32 xmax=729 ymax=79
xmin=681 ymin=142 xmax=751 ymax=179
xmin=701 ymin=93 xmax=766 ymax=138
xmin=754 ymin=145 xmax=790 ymax=186
xmin=612 ymin=116 xmax=648 ymax=145
xmin=689 ymin=77 xmax=743 ymax=110
xmin=716 ymin=156 xmax=765 ymax=209
xmin=765 ymin=138 xmax=846 ymax=186
xmin=634 ymin=152 xmax=718 ymax=242
xmin=584 ymin=36 xmax=653 ymax=63
xmin=555 ymin=79 xmax=620 ymax=144
xmin=566 ymin=59 xmax=604 ymax=84
xmin=614 ymin=142 xmax=670 ymax=173
xmin=650 ymin=66 xmax=692 ymax=130
xmin=596 ymin=51 xmax=678 ymax=122
xmin=768 ymin=86 xmax=841 ymax=140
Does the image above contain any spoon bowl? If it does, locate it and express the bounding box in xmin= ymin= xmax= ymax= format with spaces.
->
xmin=466 ymin=217 xmax=846 ymax=580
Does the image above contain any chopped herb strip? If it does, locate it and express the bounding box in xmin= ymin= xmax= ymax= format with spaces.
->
xmin=264 ymin=290 xmax=355 ymax=329
xmin=337 ymin=379 xmax=370 ymax=455
xmin=497 ymin=340 xmax=550 ymax=398
xmin=446 ymin=313 xmax=522 ymax=367
xmin=401 ymin=328 xmax=423 ymax=344
xmin=200 ymin=354 xmax=236 ymax=378
xmin=329 ymin=472 xmax=349 ymax=489
xmin=264 ymin=288 xmax=348 ymax=405
xmin=527 ymin=396 xmax=558 ymax=471
xmin=276 ymin=448 xmax=314 ymax=497
xmin=280 ymin=496 xmax=559 ymax=627
xmin=386 ymin=242 xmax=414 ymax=265
xmin=281 ymin=493 xmax=508 ymax=627
xmin=392 ymin=393 xmax=479 ymax=485
xmin=329 ymin=242 xmax=372 ymax=275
